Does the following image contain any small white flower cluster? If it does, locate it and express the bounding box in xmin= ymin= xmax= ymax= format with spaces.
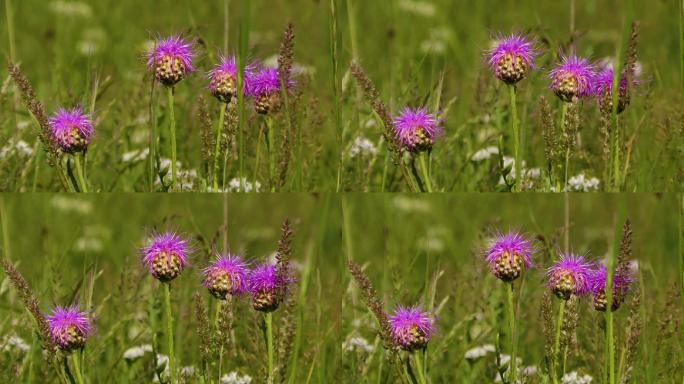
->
xmin=566 ymin=174 xmax=600 ymax=192
xmin=227 ymin=178 xmax=262 ymax=193
xmin=342 ymin=335 xmax=374 ymax=354
xmin=470 ymin=146 xmax=499 ymax=162
xmin=1 ymin=335 xmax=30 ymax=353
xmin=0 ymin=139 xmax=34 ymax=159
xmin=562 ymin=371 xmax=593 ymax=384
xmin=122 ymin=344 xmax=153 ymax=361
xmin=121 ymin=148 xmax=150 ymax=163
xmin=348 ymin=136 xmax=379 ymax=159
xmin=421 ymin=27 xmax=453 ymax=55
xmin=498 ymin=157 xmax=541 ymax=189
xmin=464 ymin=344 xmax=495 ymax=360
xmin=221 ymin=371 xmax=253 ymax=384
xmin=155 ymin=159 xmax=198 ymax=191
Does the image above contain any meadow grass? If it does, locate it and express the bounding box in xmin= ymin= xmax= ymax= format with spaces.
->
xmin=0 ymin=0 xmax=681 ymax=191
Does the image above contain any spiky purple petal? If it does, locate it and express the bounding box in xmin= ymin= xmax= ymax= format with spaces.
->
xmin=388 ymin=306 xmax=435 ymax=351
xmin=546 ymin=253 xmax=594 ymax=299
xmin=485 ymin=231 xmax=535 ymax=281
xmin=202 ymin=253 xmax=249 ymax=298
xmin=46 ymin=305 xmax=93 ymax=352
xmin=48 ymin=107 xmax=94 ymax=153
xmin=393 ymin=107 xmax=442 ymax=152
xmin=141 ymin=232 xmax=189 ymax=282
xmin=487 ymin=34 xmax=537 ymax=84
xmin=549 ymin=55 xmax=595 ymax=102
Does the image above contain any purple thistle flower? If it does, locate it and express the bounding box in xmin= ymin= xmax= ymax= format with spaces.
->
xmin=485 ymin=231 xmax=535 ymax=282
xmin=48 ymin=107 xmax=94 ymax=153
xmin=248 ymin=263 xmax=293 ymax=312
xmin=589 ymin=265 xmax=634 ymax=312
xmin=487 ymin=34 xmax=537 ymax=85
xmin=388 ymin=306 xmax=435 ymax=352
xmin=393 ymin=107 xmax=442 ymax=153
xmin=207 ymin=55 xmax=253 ymax=103
xmin=247 ymin=66 xmax=292 ymax=115
xmin=147 ymin=35 xmax=195 ymax=87
xmin=593 ymin=68 xmax=634 ymax=114
xmin=46 ymin=305 xmax=93 ymax=352
xmin=549 ymin=55 xmax=595 ymax=102
xmin=141 ymin=232 xmax=189 ymax=282
xmin=546 ymin=253 xmax=594 ymax=300
xmin=202 ymin=253 xmax=249 ymax=299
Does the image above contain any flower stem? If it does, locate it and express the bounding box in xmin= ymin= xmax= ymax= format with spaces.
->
xmin=417 ymin=152 xmax=433 ymax=192
xmin=265 ymin=312 xmax=274 ymax=383
xmin=254 ymin=125 xmax=264 ymax=188
xmin=508 ymin=84 xmax=520 ymax=192
xmin=73 ymin=153 xmax=88 ymax=193
xmin=506 ymin=283 xmax=517 ymax=384
xmin=163 ymin=284 xmax=175 ymax=384
xmin=412 ymin=351 xmax=428 ymax=384
xmin=553 ymin=299 xmax=566 ymax=384
xmin=213 ymin=103 xmax=227 ymax=191
xmin=70 ymin=354 xmax=85 ymax=384
xmin=215 ymin=300 xmax=224 ymax=380
xmin=167 ymin=87 xmax=177 ymax=189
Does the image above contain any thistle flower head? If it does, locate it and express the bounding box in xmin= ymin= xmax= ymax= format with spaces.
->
xmin=48 ymin=107 xmax=94 ymax=153
xmin=549 ymin=55 xmax=595 ymax=102
xmin=589 ymin=265 xmax=634 ymax=312
xmin=485 ymin=231 xmax=534 ymax=282
xmin=46 ymin=305 xmax=93 ymax=352
xmin=593 ymin=68 xmax=634 ymax=113
xmin=207 ymin=55 xmax=252 ymax=103
xmin=393 ymin=107 xmax=442 ymax=153
xmin=147 ymin=35 xmax=195 ymax=86
xmin=202 ymin=253 xmax=249 ymax=299
xmin=247 ymin=66 xmax=293 ymax=115
xmin=487 ymin=34 xmax=537 ymax=84
xmin=141 ymin=232 xmax=189 ymax=282
xmin=248 ymin=263 xmax=293 ymax=312
xmin=546 ymin=253 xmax=593 ymax=300
xmin=388 ymin=306 xmax=435 ymax=352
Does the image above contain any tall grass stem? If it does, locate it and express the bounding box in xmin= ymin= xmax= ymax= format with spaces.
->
xmin=163 ymin=284 xmax=176 ymax=384
xmin=167 ymin=87 xmax=177 ymax=189
xmin=213 ymin=104 xmax=227 ymax=191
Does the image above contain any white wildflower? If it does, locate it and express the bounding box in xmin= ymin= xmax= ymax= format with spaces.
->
xmin=343 ymin=335 xmax=374 ymax=354
xmin=1 ymin=335 xmax=30 ymax=353
xmin=227 ymin=178 xmax=262 ymax=193
xmin=123 ymin=344 xmax=153 ymax=361
xmin=221 ymin=371 xmax=253 ymax=384
xmin=348 ymin=136 xmax=378 ymax=158
xmin=50 ymin=196 xmax=93 ymax=215
xmin=566 ymin=174 xmax=600 ymax=192
xmin=562 ymin=371 xmax=593 ymax=384
xmin=121 ymin=148 xmax=150 ymax=163
xmin=393 ymin=196 xmax=431 ymax=214
xmin=464 ymin=344 xmax=495 ymax=360
xmin=471 ymin=146 xmax=499 ymax=162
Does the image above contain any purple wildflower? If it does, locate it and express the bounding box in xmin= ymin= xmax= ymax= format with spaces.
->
xmin=46 ymin=305 xmax=93 ymax=352
xmin=388 ymin=306 xmax=435 ymax=352
xmin=549 ymin=55 xmax=595 ymax=102
xmin=141 ymin=232 xmax=189 ymax=282
xmin=393 ymin=107 xmax=442 ymax=153
xmin=485 ymin=232 xmax=535 ymax=282
xmin=48 ymin=107 xmax=94 ymax=153
xmin=487 ymin=34 xmax=537 ymax=84
xmin=247 ymin=66 xmax=292 ymax=114
xmin=546 ymin=253 xmax=594 ymax=300
xmin=248 ymin=263 xmax=292 ymax=312
xmin=589 ymin=265 xmax=634 ymax=311
xmin=202 ymin=253 xmax=249 ymax=300
xmin=208 ymin=55 xmax=251 ymax=103
xmin=593 ymin=68 xmax=634 ymax=113
xmin=147 ymin=35 xmax=195 ymax=86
